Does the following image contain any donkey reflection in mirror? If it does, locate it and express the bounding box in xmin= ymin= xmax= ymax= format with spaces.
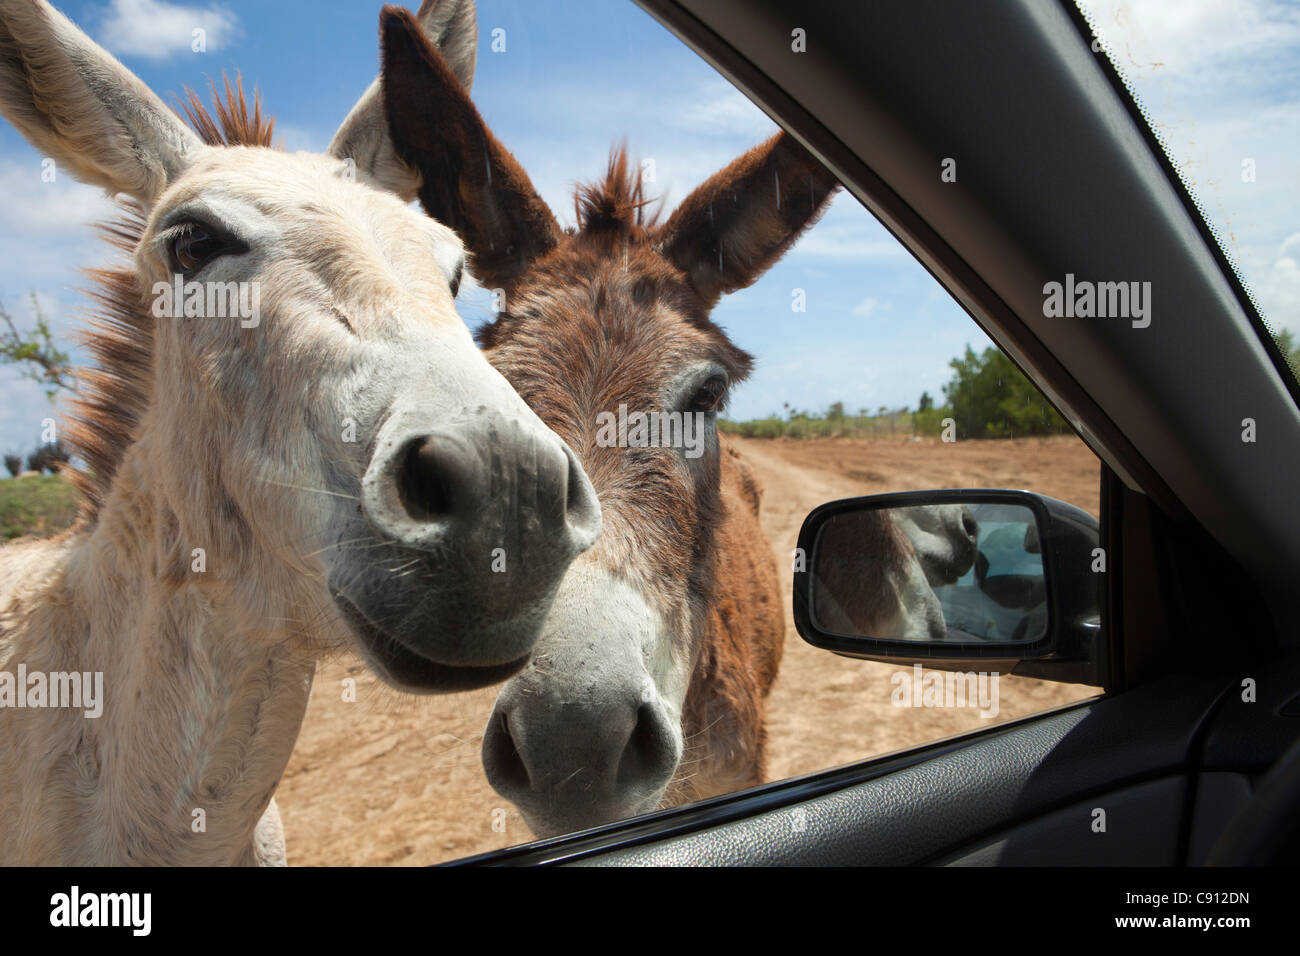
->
xmin=814 ymin=505 xmax=979 ymax=640
xmin=0 ymin=0 xmax=598 ymax=865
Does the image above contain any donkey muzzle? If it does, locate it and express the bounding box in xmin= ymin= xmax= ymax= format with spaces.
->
xmin=331 ymin=406 xmax=601 ymax=690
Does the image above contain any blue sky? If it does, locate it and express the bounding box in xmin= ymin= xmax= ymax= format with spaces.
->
xmin=0 ymin=0 xmax=1297 ymax=455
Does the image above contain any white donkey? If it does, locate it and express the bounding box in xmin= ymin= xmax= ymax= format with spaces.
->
xmin=0 ymin=0 xmax=598 ymax=865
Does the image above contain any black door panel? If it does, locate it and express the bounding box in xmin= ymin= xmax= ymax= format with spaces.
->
xmin=1187 ymin=772 xmax=1253 ymax=865
xmin=1201 ymin=654 xmax=1300 ymax=769
xmin=939 ymin=778 xmax=1185 ymax=866
xmin=559 ymin=674 xmax=1224 ymax=866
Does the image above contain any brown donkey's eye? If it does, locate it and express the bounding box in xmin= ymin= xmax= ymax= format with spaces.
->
xmin=687 ymin=376 xmax=727 ymax=413
xmin=168 ymin=223 xmax=241 ymax=277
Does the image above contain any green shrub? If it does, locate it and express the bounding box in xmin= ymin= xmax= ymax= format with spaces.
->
xmin=0 ymin=474 xmax=79 ymax=540
xmin=943 ymin=346 xmax=1069 ymax=438
xmin=721 ymin=343 xmax=1072 ymax=440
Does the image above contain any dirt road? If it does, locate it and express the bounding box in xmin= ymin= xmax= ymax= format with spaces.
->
xmin=276 ymin=435 xmax=1101 ymax=865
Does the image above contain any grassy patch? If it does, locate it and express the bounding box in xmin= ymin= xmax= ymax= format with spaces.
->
xmin=0 ymin=474 xmax=79 ymax=541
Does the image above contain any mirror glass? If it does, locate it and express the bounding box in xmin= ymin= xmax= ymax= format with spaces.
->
xmin=810 ymin=501 xmax=1046 ymax=644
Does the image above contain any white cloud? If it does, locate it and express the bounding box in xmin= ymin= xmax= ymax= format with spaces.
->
xmin=1080 ymin=0 xmax=1300 ymax=82
xmin=852 ymin=297 xmax=879 ymax=317
xmin=497 ymin=136 xmax=777 ymax=230
xmin=0 ymin=287 xmax=87 ymax=456
xmin=0 ymin=163 xmax=116 ymax=433
xmin=674 ymin=82 xmax=779 ymax=141
xmin=790 ymin=227 xmax=909 ymax=261
xmin=0 ymin=157 xmax=117 ymax=333
xmin=0 ymin=159 xmax=116 ymax=238
xmin=0 ymin=375 xmax=64 ymax=458
xmin=94 ymin=0 xmax=239 ymax=62
xmin=275 ymin=125 xmax=326 ymax=155
xmin=1255 ymin=232 xmax=1300 ymax=334
xmin=490 ymin=73 xmax=780 ymax=223
xmin=0 ymin=155 xmax=118 ymax=452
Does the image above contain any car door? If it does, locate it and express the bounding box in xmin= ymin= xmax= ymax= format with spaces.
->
xmin=450 ymin=0 xmax=1300 ymax=866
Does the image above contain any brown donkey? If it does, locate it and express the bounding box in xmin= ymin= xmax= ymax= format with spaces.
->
xmin=380 ymin=8 xmax=838 ymax=835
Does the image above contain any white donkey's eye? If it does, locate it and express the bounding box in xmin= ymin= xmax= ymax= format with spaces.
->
xmin=166 ymin=221 xmax=247 ymax=278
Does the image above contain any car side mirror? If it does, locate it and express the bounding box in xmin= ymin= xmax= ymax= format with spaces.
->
xmin=793 ymin=490 xmax=1101 ymax=684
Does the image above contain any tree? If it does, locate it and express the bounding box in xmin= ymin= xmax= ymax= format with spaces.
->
xmin=0 ymin=294 xmax=76 ymax=401
xmin=1273 ymin=328 xmax=1300 ymax=382
xmin=826 ymin=401 xmax=844 ymax=436
xmin=4 ymin=454 xmax=20 ymax=478
xmin=43 ymin=441 xmax=70 ymax=473
xmin=918 ymin=391 xmax=934 ymax=412
xmin=943 ymin=345 xmax=1068 ymax=438
xmin=25 ymin=441 xmax=69 ymax=476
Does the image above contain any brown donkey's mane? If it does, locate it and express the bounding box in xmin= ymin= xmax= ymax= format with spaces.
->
xmin=65 ymin=78 xmax=275 ymax=524
xmin=475 ymin=145 xmax=750 ymax=358
xmin=572 ymin=145 xmax=662 ymax=239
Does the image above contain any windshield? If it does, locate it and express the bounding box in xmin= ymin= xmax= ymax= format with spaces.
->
xmin=1076 ymin=0 xmax=1300 ymax=383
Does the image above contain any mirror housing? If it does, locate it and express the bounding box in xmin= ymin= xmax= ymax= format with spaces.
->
xmin=793 ymin=489 xmax=1101 ymax=685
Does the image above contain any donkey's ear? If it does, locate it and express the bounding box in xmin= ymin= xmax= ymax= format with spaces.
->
xmin=0 ymin=0 xmax=200 ymax=202
xmin=381 ymin=5 xmax=560 ymax=293
xmin=658 ymin=133 xmax=839 ymax=309
xmin=328 ymin=0 xmax=478 ymax=201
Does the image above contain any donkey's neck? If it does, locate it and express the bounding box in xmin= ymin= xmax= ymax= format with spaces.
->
xmin=0 ymin=449 xmax=316 ymax=865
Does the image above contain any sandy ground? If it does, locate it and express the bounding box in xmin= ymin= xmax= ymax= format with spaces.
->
xmin=276 ymin=435 xmax=1102 ymax=865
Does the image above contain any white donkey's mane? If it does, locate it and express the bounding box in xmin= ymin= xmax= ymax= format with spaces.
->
xmin=67 ymin=80 xmax=275 ymax=526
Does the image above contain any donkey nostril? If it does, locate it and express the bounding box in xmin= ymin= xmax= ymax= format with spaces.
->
xmin=566 ymin=449 xmax=584 ymax=515
xmin=560 ymin=443 xmax=600 ymax=542
xmin=616 ymin=703 xmax=675 ymax=789
xmin=485 ymin=709 xmax=531 ymax=793
xmin=397 ymin=437 xmax=452 ymax=522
